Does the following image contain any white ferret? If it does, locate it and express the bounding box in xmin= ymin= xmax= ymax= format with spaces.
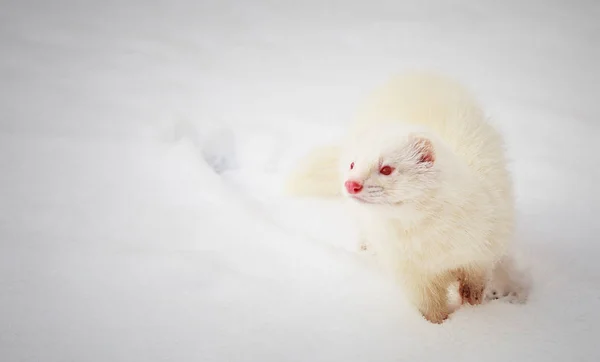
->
xmin=285 ymin=72 xmax=521 ymax=323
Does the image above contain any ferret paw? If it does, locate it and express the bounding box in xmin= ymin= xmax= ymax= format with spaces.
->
xmin=484 ymin=271 xmax=530 ymax=304
xmin=421 ymin=309 xmax=450 ymax=324
xmin=485 ymin=285 xmax=528 ymax=304
xmin=484 ymin=253 xmax=531 ymax=304
xmin=459 ymin=281 xmax=484 ymax=305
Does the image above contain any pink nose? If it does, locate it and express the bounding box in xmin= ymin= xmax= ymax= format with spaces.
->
xmin=344 ymin=180 xmax=363 ymax=194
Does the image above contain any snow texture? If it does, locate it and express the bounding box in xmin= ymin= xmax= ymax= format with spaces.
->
xmin=1 ymin=0 xmax=599 ymax=361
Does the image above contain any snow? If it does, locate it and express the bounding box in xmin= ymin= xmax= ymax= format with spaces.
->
xmin=1 ymin=0 xmax=599 ymax=361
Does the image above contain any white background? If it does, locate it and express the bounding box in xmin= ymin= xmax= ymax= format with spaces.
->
xmin=1 ymin=0 xmax=599 ymax=361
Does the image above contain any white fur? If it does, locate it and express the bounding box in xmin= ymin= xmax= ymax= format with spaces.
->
xmin=285 ymin=72 xmax=518 ymax=322
xmin=284 ymin=145 xmax=342 ymax=197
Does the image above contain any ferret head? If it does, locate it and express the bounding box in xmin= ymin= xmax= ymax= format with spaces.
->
xmin=340 ymin=124 xmax=442 ymax=206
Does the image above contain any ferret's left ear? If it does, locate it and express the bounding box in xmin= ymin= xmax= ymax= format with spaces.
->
xmin=409 ymin=135 xmax=435 ymax=166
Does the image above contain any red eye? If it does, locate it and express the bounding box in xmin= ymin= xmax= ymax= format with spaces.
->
xmin=350 ymin=162 xmax=354 ymax=170
xmin=379 ymin=165 xmax=394 ymax=175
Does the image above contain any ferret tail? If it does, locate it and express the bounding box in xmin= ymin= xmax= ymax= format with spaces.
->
xmin=283 ymin=145 xmax=342 ymax=198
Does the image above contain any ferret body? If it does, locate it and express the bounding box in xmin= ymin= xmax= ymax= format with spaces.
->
xmin=285 ymin=72 xmax=516 ymax=323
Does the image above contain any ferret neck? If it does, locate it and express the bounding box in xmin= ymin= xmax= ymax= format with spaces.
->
xmin=378 ymin=148 xmax=475 ymax=230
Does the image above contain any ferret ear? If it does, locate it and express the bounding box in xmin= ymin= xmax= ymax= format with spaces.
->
xmin=408 ymin=134 xmax=435 ymax=166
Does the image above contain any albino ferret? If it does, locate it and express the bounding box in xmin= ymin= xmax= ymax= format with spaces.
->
xmin=285 ymin=72 xmax=522 ymax=323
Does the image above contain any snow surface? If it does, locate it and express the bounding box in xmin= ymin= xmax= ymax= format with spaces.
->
xmin=1 ymin=0 xmax=599 ymax=361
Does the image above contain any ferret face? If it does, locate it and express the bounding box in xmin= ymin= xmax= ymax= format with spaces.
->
xmin=340 ymin=131 xmax=440 ymax=205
